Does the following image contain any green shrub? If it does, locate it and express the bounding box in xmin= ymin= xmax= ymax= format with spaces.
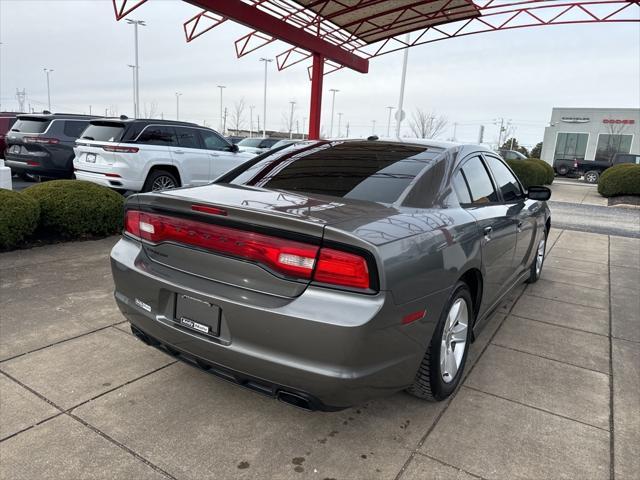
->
xmin=0 ymin=190 xmax=40 ymax=250
xmin=527 ymin=158 xmax=554 ymax=185
xmin=23 ymin=180 xmax=124 ymax=238
xmin=506 ymin=159 xmax=549 ymax=189
xmin=598 ymin=164 xmax=640 ymax=197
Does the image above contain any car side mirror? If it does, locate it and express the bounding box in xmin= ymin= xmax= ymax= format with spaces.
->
xmin=527 ymin=186 xmax=551 ymax=201
xmin=227 ymin=144 xmax=239 ymax=153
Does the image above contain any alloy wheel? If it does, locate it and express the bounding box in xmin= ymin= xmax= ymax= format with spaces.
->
xmin=585 ymin=173 xmax=598 ymax=183
xmin=536 ymin=238 xmax=546 ymax=276
xmin=152 ymin=175 xmax=176 ymax=191
xmin=440 ymin=298 xmax=469 ymax=383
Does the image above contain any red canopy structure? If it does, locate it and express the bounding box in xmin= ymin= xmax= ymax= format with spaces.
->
xmin=112 ymin=0 xmax=640 ymax=139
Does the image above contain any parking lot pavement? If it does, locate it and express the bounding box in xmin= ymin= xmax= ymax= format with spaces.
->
xmin=1 ymin=230 xmax=638 ymax=479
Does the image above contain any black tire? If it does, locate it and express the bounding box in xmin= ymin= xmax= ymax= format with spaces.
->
xmin=584 ymin=170 xmax=599 ymax=184
xmin=142 ymin=169 xmax=179 ymax=193
xmin=406 ymin=282 xmax=473 ymax=401
xmin=526 ymin=234 xmax=547 ymax=284
xmin=557 ymin=165 xmax=569 ymax=176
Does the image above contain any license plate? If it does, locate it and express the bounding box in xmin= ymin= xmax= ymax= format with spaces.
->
xmin=86 ymin=153 xmax=96 ymax=163
xmin=175 ymin=294 xmax=220 ymax=336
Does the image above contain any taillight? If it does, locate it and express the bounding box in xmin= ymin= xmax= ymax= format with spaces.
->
xmin=124 ymin=211 xmax=319 ymax=279
xmin=124 ymin=210 xmax=373 ymax=290
xmin=103 ymin=145 xmax=139 ymax=153
xmin=23 ymin=136 xmax=59 ymax=144
xmin=314 ymin=248 xmax=370 ymax=289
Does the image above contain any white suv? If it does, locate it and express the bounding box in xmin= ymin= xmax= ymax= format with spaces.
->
xmin=73 ymin=118 xmax=254 ymax=192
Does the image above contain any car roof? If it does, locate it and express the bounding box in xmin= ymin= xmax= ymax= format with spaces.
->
xmin=16 ymin=113 xmax=98 ymax=120
xmin=88 ymin=117 xmax=199 ymax=127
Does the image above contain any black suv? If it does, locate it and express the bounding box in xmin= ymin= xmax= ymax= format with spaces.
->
xmin=4 ymin=113 xmax=97 ymax=179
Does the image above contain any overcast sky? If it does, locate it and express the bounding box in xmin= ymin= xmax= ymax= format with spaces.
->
xmin=1 ymin=0 xmax=639 ymax=146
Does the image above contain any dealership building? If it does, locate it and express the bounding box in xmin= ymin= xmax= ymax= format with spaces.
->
xmin=540 ymin=107 xmax=640 ymax=166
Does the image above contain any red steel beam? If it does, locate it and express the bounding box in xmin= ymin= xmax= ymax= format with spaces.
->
xmin=308 ymin=53 xmax=324 ymax=140
xmin=183 ymin=0 xmax=369 ymax=73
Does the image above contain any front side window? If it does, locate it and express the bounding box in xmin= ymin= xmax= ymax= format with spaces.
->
xmin=229 ymin=142 xmax=442 ymax=204
xmin=484 ymin=156 xmax=523 ymax=202
xmin=199 ymin=130 xmax=230 ymax=151
xmin=460 ymin=156 xmax=499 ymax=205
xmin=175 ymin=127 xmax=201 ymax=149
xmin=595 ymin=134 xmax=633 ymax=162
xmin=554 ymin=132 xmax=588 ymax=162
xmin=138 ymin=126 xmax=177 ymax=146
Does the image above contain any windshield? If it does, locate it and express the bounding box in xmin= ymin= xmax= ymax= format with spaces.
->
xmin=80 ymin=123 xmax=125 ymax=142
xmin=229 ymin=141 xmax=443 ymax=204
xmin=238 ymin=138 xmax=264 ymax=148
xmin=11 ymin=118 xmax=51 ymax=134
xmin=271 ymin=139 xmax=297 ymax=149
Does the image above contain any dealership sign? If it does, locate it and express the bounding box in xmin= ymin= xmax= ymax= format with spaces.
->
xmin=603 ymin=119 xmax=636 ymax=124
xmin=560 ymin=117 xmax=590 ymax=123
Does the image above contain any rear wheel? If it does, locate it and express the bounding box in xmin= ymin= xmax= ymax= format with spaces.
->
xmin=407 ymin=282 xmax=473 ymax=401
xmin=584 ymin=170 xmax=599 ymax=184
xmin=557 ymin=165 xmax=569 ymax=176
xmin=143 ymin=169 xmax=179 ymax=192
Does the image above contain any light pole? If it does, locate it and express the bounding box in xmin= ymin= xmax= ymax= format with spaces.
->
xmin=395 ymin=33 xmax=410 ymax=137
xmin=328 ymin=88 xmax=339 ymax=138
xmin=43 ymin=68 xmax=53 ymax=111
xmin=259 ymin=58 xmax=273 ymax=137
xmin=249 ymin=105 xmax=255 ymax=137
xmin=126 ymin=19 xmax=146 ymax=118
xmin=386 ymin=106 xmax=394 ymax=137
xmin=175 ymin=92 xmax=182 ymax=120
xmin=217 ymin=85 xmax=226 ymax=132
xmin=288 ymin=101 xmax=296 ymax=139
xmin=302 ymin=117 xmax=307 ymax=139
xmin=337 ymin=112 xmax=343 ymax=138
xmin=127 ymin=65 xmax=136 ymax=117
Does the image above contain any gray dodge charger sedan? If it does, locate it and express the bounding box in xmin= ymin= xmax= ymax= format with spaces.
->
xmin=111 ymin=139 xmax=551 ymax=410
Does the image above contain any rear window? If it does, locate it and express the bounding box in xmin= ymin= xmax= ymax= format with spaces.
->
xmin=11 ymin=118 xmax=51 ymax=134
xmin=81 ymin=123 xmax=125 ymax=142
xmin=230 ymin=142 xmax=441 ymax=204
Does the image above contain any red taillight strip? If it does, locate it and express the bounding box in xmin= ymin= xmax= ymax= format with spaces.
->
xmin=103 ymin=145 xmax=139 ymax=153
xmin=23 ymin=136 xmax=59 ymax=144
xmin=125 ymin=210 xmax=319 ymax=279
xmin=124 ymin=210 xmax=373 ymax=290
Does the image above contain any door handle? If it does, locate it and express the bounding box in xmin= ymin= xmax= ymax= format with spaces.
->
xmin=174 ymin=150 xmax=185 ymax=154
xmin=209 ymin=153 xmax=219 ymax=157
xmin=483 ymin=226 xmax=493 ymax=241
xmin=517 ymin=221 xmax=523 ymax=232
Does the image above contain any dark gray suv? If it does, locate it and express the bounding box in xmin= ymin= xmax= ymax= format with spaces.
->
xmin=111 ymin=139 xmax=551 ymax=410
xmin=4 ymin=113 xmax=97 ymax=179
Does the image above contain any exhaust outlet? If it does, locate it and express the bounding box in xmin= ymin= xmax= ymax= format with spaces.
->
xmin=277 ymin=391 xmax=313 ymax=411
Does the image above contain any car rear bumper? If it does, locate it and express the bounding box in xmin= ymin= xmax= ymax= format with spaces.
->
xmin=110 ymin=237 xmax=446 ymax=408
xmin=74 ymin=169 xmax=144 ymax=191
xmin=5 ymin=155 xmax=70 ymax=178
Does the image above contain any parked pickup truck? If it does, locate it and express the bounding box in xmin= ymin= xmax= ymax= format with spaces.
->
xmin=554 ymin=153 xmax=640 ymax=183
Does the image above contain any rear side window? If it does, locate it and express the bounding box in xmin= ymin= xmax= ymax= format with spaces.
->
xmin=175 ymin=127 xmax=201 ymax=149
xmin=231 ymin=142 xmax=440 ymax=204
xmin=484 ymin=156 xmax=523 ymax=202
xmin=63 ymin=121 xmax=90 ymax=138
xmin=81 ymin=123 xmax=125 ymax=142
xmin=138 ymin=126 xmax=177 ymax=146
xmin=452 ymin=172 xmax=472 ymax=204
xmin=460 ymin=156 xmax=498 ymax=205
xmin=11 ymin=118 xmax=51 ymax=134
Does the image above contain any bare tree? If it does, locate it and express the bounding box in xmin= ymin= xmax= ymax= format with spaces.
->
xmin=409 ymin=109 xmax=447 ymax=139
xmin=143 ymin=100 xmax=158 ymax=118
xmin=229 ymin=98 xmax=246 ymax=134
